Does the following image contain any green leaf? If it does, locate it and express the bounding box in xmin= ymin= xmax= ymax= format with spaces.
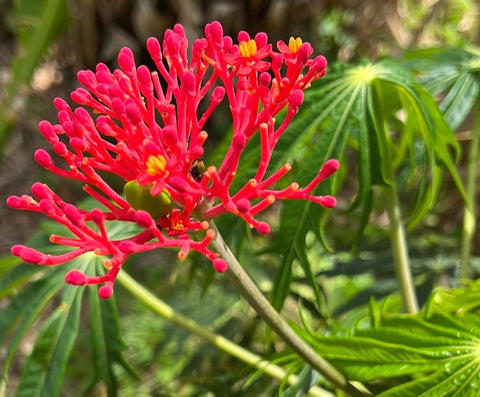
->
xmin=426 ymin=279 xmax=480 ymax=315
xmin=15 ymin=282 xmax=84 ymax=397
xmin=0 ymin=266 xmax=66 ymax=383
xmin=86 ymin=261 xmax=138 ymax=397
xmin=305 ymin=312 xmax=480 ymax=396
xmin=402 ymin=46 xmax=480 ymax=130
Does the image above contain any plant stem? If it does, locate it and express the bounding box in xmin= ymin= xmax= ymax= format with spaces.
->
xmin=383 ymin=183 xmax=419 ymax=313
xmin=210 ymin=224 xmax=369 ymax=397
xmin=116 ymin=270 xmax=334 ymax=397
xmin=460 ymin=97 xmax=480 ymax=281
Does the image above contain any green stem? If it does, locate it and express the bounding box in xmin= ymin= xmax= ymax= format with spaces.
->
xmin=383 ymin=183 xmax=419 ymax=313
xmin=460 ymin=97 xmax=480 ymax=281
xmin=210 ymin=224 xmax=369 ymax=397
xmin=116 ymin=271 xmax=334 ymax=397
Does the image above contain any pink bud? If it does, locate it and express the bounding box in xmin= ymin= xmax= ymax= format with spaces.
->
xmin=111 ymin=98 xmax=125 ymax=115
xmin=34 ymin=149 xmax=53 ymax=169
xmin=126 ymin=101 xmax=142 ymax=124
xmin=7 ymin=195 xmax=30 ymax=209
xmin=12 ymin=245 xmax=45 ymax=264
xmin=256 ymin=222 xmax=270 ymax=234
xmin=164 ymin=30 xmax=180 ymax=54
xmin=134 ymin=210 xmax=155 ymax=228
xmin=108 ymin=84 xmax=123 ymax=99
xmin=297 ymin=42 xmax=313 ymax=64
xmin=320 ymin=159 xmax=340 ymax=178
xmin=192 ymin=38 xmax=207 ymax=59
xmin=77 ymin=70 xmax=97 ymax=91
xmin=70 ymin=88 xmax=92 ymax=105
xmin=98 ymin=283 xmax=114 ymax=299
xmin=310 ymin=55 xmax=327 ymax=74
xmin=40 ymin=199 xmax=56 ymax=216
xmin=223 ymin=36 xmax=233 ymax=50
xmin=96 ymin=118 xmax=114 ymax=136
xmin=211 ymin=86 xmax=225 ymax=103
xmin=31 ymin=182 xmax=50 ymax=200
xmin=69 ymin=137 xmax=87 ymax=152
xmin=213 ymin=258 xmax=228 ymax=273
xmin=57 ymin=110 xmax=71 ymax=125
xmin=318 ymin=195 xmax=336 ymax=208
xmin=259 ymin=72 xmax=271 ymax=87
xmin=174 ymin=23 xmax=186 ymax=37
xmin=53 ymin=142 xmax=68 ymax=157
xmin=63 ymin=204 xmax=83 ymax=225
xmin=288 ymin=89 xmax=304 ymax=113
xmin=118 ymin=47 xmax=136 ymax=73
xmin=205 ymin=21 xmax=224 ymax=47
xmin=96 ymin=64 xmax=113 ymax=84
xmin=137 ymin=65 xmax=153 ymax=93
xmin=236 ymin=198 xmax=250 ymax=213
xmin=74 ymin=107 xmax=95 ymax=130
xmin=38 ymin=121 xmax=59 ymax=143
xmin=53 ymin=97 xmax=70 ymax=111
xmin=65 ymin=270 xmax=88 ymax=285
xmin=146 ymin=37 xmax=162 ymax=63
xmin=90 ymin=208 xmax=104 ymax=224
xmin=182 ymin=71 xmax=196 ymax=98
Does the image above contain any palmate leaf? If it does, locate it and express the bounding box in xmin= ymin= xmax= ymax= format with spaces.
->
xmin=426 ymin=278 xmax=480 ymax=315
xmin=302 ymin=311 xmax=480 ymax=396
xmin=266 ymin=60 xmax=463 ymax=311
xmin=86 ymin=261 xmax=138 ymax=397
xmin=402 ymin=46 xmax=480 ymax=130
xmin=0 ymin=213 xmax=140 ymax=397
xmin=15 ymin=279 xmax=84 ymax=397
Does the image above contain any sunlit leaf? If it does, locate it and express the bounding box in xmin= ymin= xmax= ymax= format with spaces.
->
xmin=402 ymin=46 xmax=480 ymax=130
xmin=303 ymin=312 xmax=480 ymax=396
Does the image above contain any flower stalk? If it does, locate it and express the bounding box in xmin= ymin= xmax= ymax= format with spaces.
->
xmin=116 ymin=270 xmax=334 ymax=397
xmin=210 ymin=224 xmax=369 ymax=397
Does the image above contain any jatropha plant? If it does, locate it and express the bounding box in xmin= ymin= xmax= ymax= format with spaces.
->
xmin=7 ymin=21 xmax=337 ymax=299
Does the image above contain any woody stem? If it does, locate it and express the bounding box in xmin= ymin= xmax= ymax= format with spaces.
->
xmin=210 ymin=223 xmax=369 ymax=397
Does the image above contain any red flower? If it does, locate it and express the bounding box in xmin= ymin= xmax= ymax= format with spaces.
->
xmin=7 ymin=21 xmax=335 ymax=298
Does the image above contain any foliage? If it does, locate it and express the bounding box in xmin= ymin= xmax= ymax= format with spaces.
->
xmin=299 ymin=304 xmax=480 ymax=396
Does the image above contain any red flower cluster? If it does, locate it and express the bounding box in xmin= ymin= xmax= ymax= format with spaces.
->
xmin=7 ymin=22 xmax=337 ymax=298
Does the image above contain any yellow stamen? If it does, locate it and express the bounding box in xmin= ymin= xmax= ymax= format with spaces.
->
xmin=239 ymin=40 xmax=257 ymax=58
xmin=288 ymin=37 xmax=303 ymax=53
xmin=146 ymin=154 xmax=168 ymax=177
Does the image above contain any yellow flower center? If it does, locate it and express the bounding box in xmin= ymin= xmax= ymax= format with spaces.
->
xmin=288 ymin=37 xmax=303 ymax=54
xmin=146 ymin=154 xmax=168 ymax=177
xmin=239 ymin=40 xmax=257 ymax=58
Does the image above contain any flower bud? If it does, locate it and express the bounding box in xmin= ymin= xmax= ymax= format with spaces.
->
xmin=213 ymin=258 xmax=228 ymax=273
xmin=34 ymin=149 xmax=54 ymax=169
xmin=98 ymin=283 xmax=114 ymax=299
xmin=65 ymin=270 xmax=88 ymax=285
